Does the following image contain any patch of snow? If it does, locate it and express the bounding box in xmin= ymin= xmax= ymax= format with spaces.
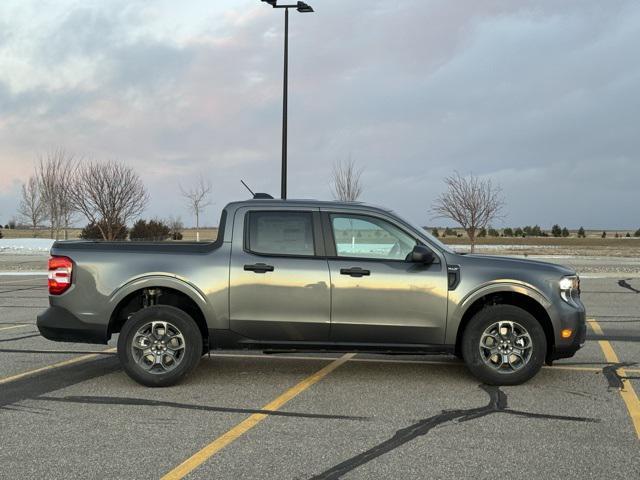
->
xmin=0 ymin=271 xmax=48 ymax=276
xmin=0 ymin=238 xmax=55 ymax=254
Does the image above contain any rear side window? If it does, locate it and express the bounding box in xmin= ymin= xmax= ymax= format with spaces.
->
xmin=246 ymin=211 xmax=315 ymax=256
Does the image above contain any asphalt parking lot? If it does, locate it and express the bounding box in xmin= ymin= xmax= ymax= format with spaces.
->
xmin=0 ymin=273 xmax=638 ymax=479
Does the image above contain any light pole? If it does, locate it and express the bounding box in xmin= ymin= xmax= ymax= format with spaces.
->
xmin=261 ymin=0 xmax=314 ymax=200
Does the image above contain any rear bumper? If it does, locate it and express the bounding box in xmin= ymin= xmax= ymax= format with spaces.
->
xmin=37 ymin=306 xmax=108 ymax=345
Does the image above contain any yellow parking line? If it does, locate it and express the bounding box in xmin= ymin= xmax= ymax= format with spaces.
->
xmin=0 ymin=348 xmax=117 ymax=386
xmin=161 ymin=353 xmax=355 ymax=480
xmin=588 ymin=319 xmax=640 ymax=439
xmin=0 ymin=324 xmax=32 ymax=332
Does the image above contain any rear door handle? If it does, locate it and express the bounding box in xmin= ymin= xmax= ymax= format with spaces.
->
xmin=244 ymin=263 xmax=274 ymax=273
xmin=340 ymin=267 xmax=370 ymax=277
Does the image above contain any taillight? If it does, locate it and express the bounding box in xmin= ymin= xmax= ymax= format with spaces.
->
xmin=48 ymin=256 xmax=73 ymax=295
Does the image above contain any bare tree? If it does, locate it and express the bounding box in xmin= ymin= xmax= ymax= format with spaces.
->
xmin=17 ymin=176 xmax=46 ymax=236
xmin=331 ymin=157 xmax=363 ymax=202
xmin=36 ymin=149 xmax=77 ymax=240
xmin=69 ymin=160 xmax=149 ymax=240
xmin=180 ymin=177 xmax=212 ymax=242
xmin=431 ymin=172 xmax=505 ymax=253
xmin=167 ymin=216 xmax=184 ymax=240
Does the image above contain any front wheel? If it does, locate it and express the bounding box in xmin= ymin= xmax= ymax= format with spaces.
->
xmin=461 ymin=305 xmax=546 ymax=385
xmin=117 ymin=305 xmax=203 ymax=387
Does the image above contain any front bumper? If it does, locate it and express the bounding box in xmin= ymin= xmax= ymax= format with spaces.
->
xmin=548 ymin=298 xmax=587 ymax=361
xmin=37 ymin=306 xmax=108 ymax=345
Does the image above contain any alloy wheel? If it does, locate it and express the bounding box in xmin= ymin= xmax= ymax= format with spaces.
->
xmin=130 ymin=321 xmax=186 ymax=374
xmin=478 ymin=320 xmax=533 ymax=373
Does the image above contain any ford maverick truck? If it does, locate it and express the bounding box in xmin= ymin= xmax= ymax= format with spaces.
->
xmin=37 ymin=199 xmax=586 ymax=387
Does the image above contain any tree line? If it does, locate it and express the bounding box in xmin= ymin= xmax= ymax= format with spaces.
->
xmin=329 ymin=164 xmax=640 ymax=252
xmin=3 ymin=155 xmax=639 ymax=246
xmin=4 ymin=149 xmax=213 ymax=241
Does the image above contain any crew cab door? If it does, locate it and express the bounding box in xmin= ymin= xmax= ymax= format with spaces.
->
xmin=323 ymin=211 xmax=448 ymax=345
xmin=229 ymin=207 xmax=330 ymax=341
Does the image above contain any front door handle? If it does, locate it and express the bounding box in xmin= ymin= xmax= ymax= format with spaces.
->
xmin=244 ymin=263 xmax=274 ymax=274
xmin=340 ymin=267 xmax=370 ymax=277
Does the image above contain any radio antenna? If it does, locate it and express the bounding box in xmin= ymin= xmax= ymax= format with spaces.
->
xmin=240 ymin=180 xmax=255 ymax=197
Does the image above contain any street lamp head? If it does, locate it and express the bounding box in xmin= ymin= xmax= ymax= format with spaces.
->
xmin=261 ymin=1 xmax=314 ymax=12
xmin=296 ymin=1 xmax=314 ymax=12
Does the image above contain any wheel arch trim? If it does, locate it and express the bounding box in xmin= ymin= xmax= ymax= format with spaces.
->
xmin=447 ymin=281 xmax=551 ymax=345
xmin=106 ymin=275 xmax=216 ymax=334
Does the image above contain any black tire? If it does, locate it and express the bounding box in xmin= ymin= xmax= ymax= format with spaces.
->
xmin=461 ymin=305 xmax=546 ymax=386
xmin=117 ymin=305 xmax=203 ymax=387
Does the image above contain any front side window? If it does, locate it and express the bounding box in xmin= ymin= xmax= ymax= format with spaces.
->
xmin=247 ymin=211 xmax=314 ymax=256
xmin=330 ymin=214 xmax=417 ymax=260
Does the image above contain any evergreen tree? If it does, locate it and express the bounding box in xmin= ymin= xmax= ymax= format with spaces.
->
xmin=130 ymin=219 xmax=171 ymax=241
xmin=80 ymin=220 xmax=128 ymax=240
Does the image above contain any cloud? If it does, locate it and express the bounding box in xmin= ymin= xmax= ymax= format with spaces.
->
xmin=0 ymin=0 xmax=638 ymax=229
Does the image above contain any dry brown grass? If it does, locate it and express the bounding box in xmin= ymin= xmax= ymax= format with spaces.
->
xmin=1 ymin=228 xmax=219 ymax=241
xmin=2 ymin=227 xmax=638 ymax=256
xmin=441 ymin=236 xmax=640 ymax=247
xmin=440 ymin=236 xmax=640 ymax=257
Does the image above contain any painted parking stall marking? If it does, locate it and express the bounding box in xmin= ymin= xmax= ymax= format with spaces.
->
xmin=0 ymin=324 xmax=32 ymax=332
xmin=161 ymin=353 xmax=356 ymax=480
xmin=0 ymin=348 xmax=117 ymax=386
xmin=588 ymin=319 xmax=640 ymax=439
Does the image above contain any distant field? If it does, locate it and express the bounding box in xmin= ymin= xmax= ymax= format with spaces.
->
xmin=0 ymin=228 xmax=219 ymax=242
xmin=440 ymin=236 xmax=640 ymax=257
xmin=440 ymin=236 xmax=640 ymax=247
xmin=2 ymin=227 xmax=639 ymax=256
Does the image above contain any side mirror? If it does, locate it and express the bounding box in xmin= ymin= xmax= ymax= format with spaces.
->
xmin=408 ymin=245 xmax=435 ymax=264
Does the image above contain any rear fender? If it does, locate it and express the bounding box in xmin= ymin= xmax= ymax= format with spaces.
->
xmin=107 ymin=275 xmax=218 ymax=329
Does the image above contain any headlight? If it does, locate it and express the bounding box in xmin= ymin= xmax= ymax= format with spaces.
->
xmin=559 ymin=275 xmax=580 ymax=303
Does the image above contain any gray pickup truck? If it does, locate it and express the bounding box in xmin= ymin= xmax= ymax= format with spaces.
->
xmin=37 ymin=198 xmax=586 ymax=387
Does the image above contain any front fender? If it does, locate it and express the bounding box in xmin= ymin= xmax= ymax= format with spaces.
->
xmin=446 ymin=281 xmax=551 ymax=345
xmin=107 ymin=274 xmax=218 ymax=330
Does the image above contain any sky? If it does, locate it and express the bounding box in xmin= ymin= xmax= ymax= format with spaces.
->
xmin=0 ymin=0 xmax=639 ymax=229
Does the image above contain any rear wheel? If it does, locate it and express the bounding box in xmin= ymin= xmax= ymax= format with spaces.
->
xmin=118 ymin=305 xmax=202 ymax=387
xmin=461 ymin=305 xmax=546 ymax=385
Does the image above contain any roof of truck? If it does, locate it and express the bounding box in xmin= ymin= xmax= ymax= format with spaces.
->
xmin=225 ymin=198 xmax=394 ymax=213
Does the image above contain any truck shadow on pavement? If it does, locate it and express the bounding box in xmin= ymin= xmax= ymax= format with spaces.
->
xmin=36 ymin=395 xmax=368 ymax=421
